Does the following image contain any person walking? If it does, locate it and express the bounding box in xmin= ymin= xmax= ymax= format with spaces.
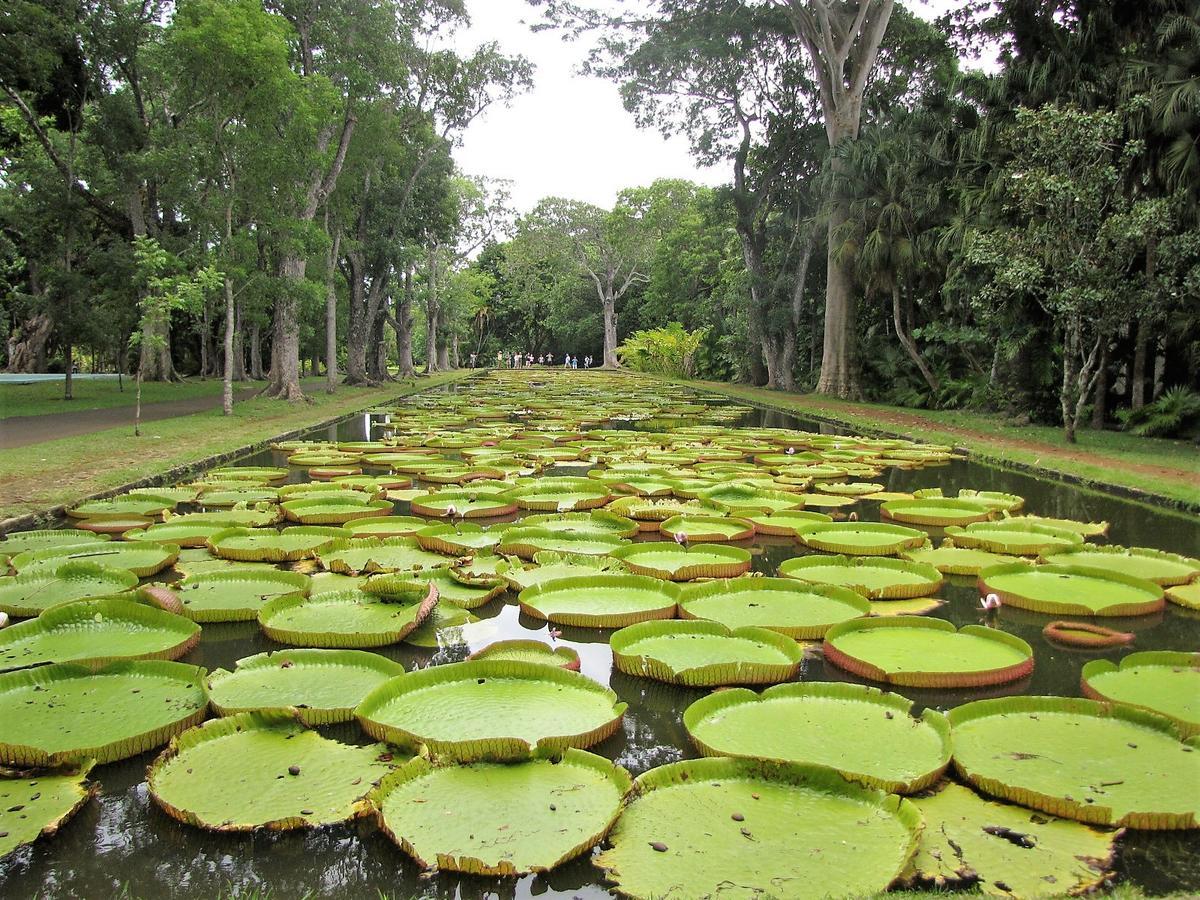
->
xmin=469 ymin=352 xmax=477 ymax=368
xmin=495 ymin=350 xmax=504 ymax=368
xmin=571 ymin=355 xmax=578 ymax=370
xmin=547 ymin=352 xmax=554 ymax=366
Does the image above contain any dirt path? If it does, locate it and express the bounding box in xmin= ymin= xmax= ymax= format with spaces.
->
xmin=693 ymin=381 xmax=1199 ymax=489
xmin=0 ymin=388 xmax=260 ymax=449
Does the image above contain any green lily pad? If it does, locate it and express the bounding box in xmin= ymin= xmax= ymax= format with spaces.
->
xmin=901 ymin=541 xmax=1028 ymax=576
xmin=609 ymin=542 xmax=751 ymax=581
xmin=943 ymin=521 xmax=1084 ymax=555
xmin=500 ymin=551 xmax=628 ymax=591
xmin=408 ymin=492 xmax=519 ymax=518
xmin=594 ymin=758 xmax=921 ymax=900
xmin=280 ymin=497 xmax=393 ymax=525
xmin=906 ymin=782 xmax=1120 ymax=896
xmin=0 ymin=761 xmax=96 ymax=860
xmin=1081 ymin=651 xmax=1200 ymax=737
xmin=0 ymin=530 xmax=111 ymax=556
xmin=912 ymin=487 xmax=1024 ymax=512
xmin=148 ymin=711 xmax=394 ymax=831
xmin=372 ymin=749 xmax=630 ymax=875
xmin=797 ymin=521 xmax=928 ymax=556
xmin=125 ymin=518 xmax=254 ymax=548
xmin=176 ymin=568 xmax=312 ymax=622
xmin=824 ymin=616 xmax=1034 ymax=688
xmin=344 ymin=515 xmax=429 ymax=537
xmin=66 ymin=493 xmax=177 ymax=520
xmin=743 ymin=509 xmax=833 ymax=535
xmin=496 ymin=527 xmax=628 ymax=559
xmin=12 ymin=541 xmax=179 ymax=577
xmin=1166 ymin=581 xmax=1200 ymax=610
xmin=507 ymin=477 xmax=614 ymax=512
xmin=949 ymin=696 xmax=1200 ymax=829
xmin=517 ymin=574 xmax=679 ymax=628
xmin=414 ymin=523 xmax=502 ymax=555
xmin=699 ymin=484 xmax=805 ymax=514
xmin=610 ymin=620 xmax=803 ymax=686
xmin=0 ymin=660 xmax=208 ymax=766
xmin=1002 ymin=514 xmax=1110 ymax=537
xmin=521 ymin=510 xmax=639 ymax=538
xmin=881 ymin=497 xmax=994 ymax=526
xmin=355 ymin=660 xmax=626 ymax=761
xmin=208 ymin=466 xmax=287 ymax=482
xmin=659 ymin=515 xmax=755 ymax=542
xmin=678 ymin=577 xmax=869 ymax=638
xmin=0 ymin=598 xmax=200 ymax=672
xmin=317 ymin=536 xmax=451 ymax=575
xmin=208 ymin=527 xmax=347 ymax=562
xmin=366 ymin=568 xmax=504 ymax=610
xmin=402 ymin=602 xmax=479 ymax=648
xmin=869 ymin=596 xmax=946 ymax=617
xmin=468 ymin=640 xmax=580 ymax=670
xmin=196 ymin=488 xmax=280 ymax=507
xmin=165 ymin=507 xmax=283 ymax=528
xmin=778 ymin=554 xmax=943 ymax=599
xmin=207 ymin=649 xmax=406 ymax=724
xmin=257 ymin=586 xmax=437 ymax=649
xmin=979 ymin=563 xmax=1165 ymax=617
xmin=0 ymin=562 xmax=139 ymax=618
xmin=684 ymin=682 xmax=950 ymax=793
xmin=1038 ymin=545 xmax=1200 ymax=587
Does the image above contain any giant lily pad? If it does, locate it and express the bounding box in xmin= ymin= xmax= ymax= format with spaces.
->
xmin=778 ymin=554 xmax=943 ymax=599
xmin=744 ymin=509 xmax=833 ymax=536
xmin=1166 ymin=581 xmax=1200 ymax=610
xmin=66 ymin=493 xmax=177 ymax=520
xmin=594 ymin=758 xmax=921 ymax=900
xmin=366 ymin=568 xmax=505 ymax=610
xmin=468 ymin=640 xmax=580 ymax=670
xmin=0 ymin=562 xmax=138 ymax=618
xmin=207 ymin=527 xmax=347 ymax=562
xmin=881 ymin=497 xmax=994 ymax=526
xmin=207 ymin=649 xmax=406 ymax=724
xmin=507 ymin=477 xmax=613 ymax=512
xmin=0 ymin=598 xmax=200 ymax=672
xmin=684 ymin=682 xmax=950 ymax=793
xmin=1038 ymin=545 xmax=1200 ymax=586
xmin=402 ymin=602 xmax=479 ymax=649
xmin=372 ymin=749 xmax=630 ymax=875
xmin=345 ymin=515 xmax=429 ymax=537
xmin=355 ymin=660 xmax=626 ymax=761
xmin=500 ymin=551 xmax=628 ymax=591
xmin=797 ymin=521 xmax=928 ymax=556
xmin=949 ymin=696 xmax=1200 ymax=829
xmin=911 ymin=487 xmax=1024 ymax=512
xmin=0 ymin=530 xmax=110 ymax=556
xmin=901 ymin=541 xmax=1028 ymax=576
xmin=944 ymin=521 xmax=1083 ymax=556
xmin=125 ymin=517 xmax=253 ymax=548
xmin=517 ymin=574 xmax=679 ymax=628
xmin=409 ymin=492 xmax=519 ymax=519
xmin=148 ymin=712 xmax=393 ymax=831
xmin=678 ymin=577 xmax=869 ymax=639
xmin=906 ymin=782 xmax=1120 ymax=896
xmin=177 ymin=568 xmax=312 ymax=622
xmin=414 ymin=523 xmax=501 ymax=555
xmin=521 ymin=510 xmax=638 ymax=538
xmin=1002 ymin=514 xmax=1109 ymax=537
xmin=659 ymin=515 xmax=754 ymax=543
xmin=1081 ymin=651 xmax=1200 ymax=737
xmin=609 ymin=542 xmax=751 ymax=581
xmin=12 ymin=541 xmax=179 ymax=577
xmin=824 ymin=617 xmax=1034 ymax=688
xmin=0 ymin=761 xmax=96 ymax=860
xmin=496 ymin=527 xmax=628 ymax=559
xmin=280 ymin=497 xmax=393 ymax=525
xmin=257 ymin=585 xmax=437 ymax=649
xmin=699 ymin=484 xmax=805 ymax=514
xmin=317 ymin=536 xmax=451 ymax=576
xmin=0 ymin=660 xmax=208 ymax=766
xmin=610 ymin=620 xmax=803 ymax=686
xmin=978 ymin=563 xmax=1165 ymax=617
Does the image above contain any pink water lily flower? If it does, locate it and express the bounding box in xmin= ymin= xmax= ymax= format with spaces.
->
xmin=980 ymin=593 xmax=1002 ymax=611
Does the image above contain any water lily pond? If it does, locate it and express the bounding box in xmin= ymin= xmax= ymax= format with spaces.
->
xmin=1 ymin=370 xmax=1198 ymax=899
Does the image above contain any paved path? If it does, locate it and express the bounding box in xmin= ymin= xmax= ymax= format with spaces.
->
xmin=0 ymin=389 xmax=259 ymax=449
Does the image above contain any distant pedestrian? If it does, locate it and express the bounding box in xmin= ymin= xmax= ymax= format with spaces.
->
xmin=547 ymin=352 xmax=554 ymax=366
xmin=495 ymin=351 xmax=503 ymax=368
xmin=563 ymin=355 xmax=571 ymax=368
xmin=537 ymin=354 xmax=545 ymax=365
xmin=571 ymin=356 xmax=578 ymax=370
xmin=526 ymin=352 xmax=534 ymax=367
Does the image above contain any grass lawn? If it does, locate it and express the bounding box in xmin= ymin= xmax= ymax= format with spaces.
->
xmin=0 ymin=375 xmax=267 ymax=418
xmin=674 ymin=378 xmax=1200 ymax=508
xmin=0 ymin=371 xmax=471 ymax=523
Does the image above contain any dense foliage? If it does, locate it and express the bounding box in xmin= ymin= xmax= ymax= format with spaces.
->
xmin=3 ymin=1 xmax=1198 ymax=441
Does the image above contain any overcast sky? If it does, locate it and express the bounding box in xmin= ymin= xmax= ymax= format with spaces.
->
xmin=451 ymin=1 xmax=967 ymax=214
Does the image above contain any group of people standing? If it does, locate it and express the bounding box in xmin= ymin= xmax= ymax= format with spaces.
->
xmin=486 ymin=351 xmax=594 ymax=370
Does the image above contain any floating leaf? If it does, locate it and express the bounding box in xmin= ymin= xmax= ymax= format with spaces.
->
xmin=610 ymin=620 xmax=803 ymax=687
xmin=518 ymin=574 xmax=679 ymax=628
xmin=944 ymin=521 xmax=1083 ymax=555
xmin=678 ymin=576 xmax=868 ymax=638
xmin=207 ymin=649 xmax=406 ymax=724
xmin=11 ymin=542 xmax=179 ymax=578
xmin=0 ymin=660 xmax=208 ymax=766
xmin=467 ymin=640 xmax=580 ymax=670
xmin=148 ymin=712 xmax=393 ymax=831
xmin=317 ymin=536 xmax=450 ymax=575
xmin=778 ymin=554 xmax=942 ymax=599
xmin=355 ymin=660 xmax=626 ymax=761
xmin=0 ymin=761 xmax=96 ymax=860
xmin=609 ymin=542 xmax=751 ymax=581
xmin=881 ymin=497 xmax=994 ymax=526
xmin=207 ymin=527 xmax=347 ymax=562
xmin=824 ymin=616 xmax=1033 ymax=688
xmin=594 ymin=758 xmax=921 ymax=900
xmin=1081 ymin=651 xmax=1200 ymax=737
xmin=979 ymin=563 xmax=1165 ymax=617
xmin=797 ymin=521 xmax=928 ymax=556
xmin=949 ymin=696 xmax=1200 ymax=829
xmin=257 ymin=586 xmax=436 ymax=649
xmin=901 ymin=541 xmax=1029 ymax=576
xmin=176 ymin=568 xmax=311 ymax=622
xmin=0 ymin=562 xmax=138 ymax=618
xmin=1038 ymin=545 xmax=1200 ymax=586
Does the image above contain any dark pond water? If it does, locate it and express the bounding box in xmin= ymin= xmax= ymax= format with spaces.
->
xmin=2 ymin=383 xmax=1198 ymax=899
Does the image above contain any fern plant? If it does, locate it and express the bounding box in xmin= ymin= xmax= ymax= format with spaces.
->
xmin=1116 ymin=386 xmax=1200 ymax=438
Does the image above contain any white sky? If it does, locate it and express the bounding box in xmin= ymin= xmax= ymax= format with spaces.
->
xmin=452 ymin=0 xmax=968 ymax=214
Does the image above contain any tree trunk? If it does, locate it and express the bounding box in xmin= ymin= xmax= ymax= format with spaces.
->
xmin=1091 ymin=342 xmax=1108 ymax=429
xmin=601 ymin=295 xmax=620 ymax=368
xmin=198 ymin=299 xmax=210 ymax=380
xmin=5 ymin=312 xmax=54 ymax=372
xmin=249 ymin=321 xmax=264 ymax=380
xmin=223 ymin=278 xmax=235 ymax=415
xmin=816 ymin=198 xmax=860 ymax=398
xmin=138 ymin=315 xmax=176 ymax=382
xmin=437 ymin=333 xmax=451 ymax=370
xmin=892 ymin=285 xmax=939 ymax=394
xmin=450 ymin=333 xmax=460 ymax=370
xmin=424 ymin=246 xmax=440 ymax=374
xmin=325 ymin=230 xmax=340 ymax=393
xmin=1131 ymin=317 xmax=1149 ymax=411
xmin=393 ymin=266 xmax=415 ymax=378
xmin=64 ymin=343 xmax=73 ymax=400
